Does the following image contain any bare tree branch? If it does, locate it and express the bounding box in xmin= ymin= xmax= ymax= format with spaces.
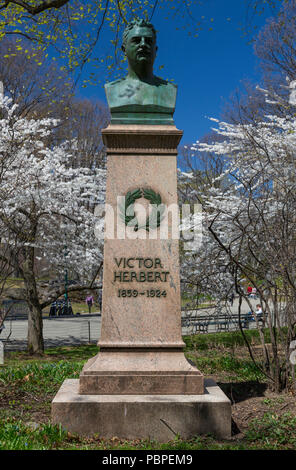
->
xmin=0 ymin=0 xmax=70 ymax=15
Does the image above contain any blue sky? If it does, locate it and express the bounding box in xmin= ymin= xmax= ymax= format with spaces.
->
xmin=77 ymin=0 xmax=278 ymax=145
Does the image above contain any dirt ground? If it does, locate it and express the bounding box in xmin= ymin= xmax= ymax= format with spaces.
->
xmin=217 ymin=379 xmax=296 ymax=439
xmin=1 ymin=374 xmax=296 ymax=442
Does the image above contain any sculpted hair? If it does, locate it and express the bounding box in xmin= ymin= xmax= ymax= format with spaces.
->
xmin=122 ymin=18 xmax=157 ymax=49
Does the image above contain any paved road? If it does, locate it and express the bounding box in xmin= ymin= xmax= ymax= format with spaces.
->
xmin=1 ymin=296 xmax=267 ymax=351
xmin=181 ymin=296 xmax=264 ymax=334
xmin=183 ymin=296 xmax=261 ymax=316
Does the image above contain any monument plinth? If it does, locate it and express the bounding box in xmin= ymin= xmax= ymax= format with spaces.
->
xmin=79 ymin=123 xmax=204 ymax=395
xmin=51 ymin=18 xmax=231 ymax=441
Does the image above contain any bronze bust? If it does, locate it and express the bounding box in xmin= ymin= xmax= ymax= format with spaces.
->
xmin=105 ymin=19 xmax=177 ymax=125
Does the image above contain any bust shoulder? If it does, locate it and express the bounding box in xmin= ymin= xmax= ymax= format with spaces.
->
xmin=104 ymin=78 xmax=124 ymax=90
xmin=105 ymin=76 xmax=177 ymax=93
xmin=104 ymin=75 xmax=177 ymax=124
xmin=153 ymin=75 xmax=177 ymax=89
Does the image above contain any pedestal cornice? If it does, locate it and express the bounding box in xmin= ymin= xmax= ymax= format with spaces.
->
xmin=102 ymin=124 xmax=183 ymax=155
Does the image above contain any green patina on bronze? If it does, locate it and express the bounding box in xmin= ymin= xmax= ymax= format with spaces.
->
xmin=119 ymin=187 xmax=165 ymax=231
xmin=105 ymin=19 xmax=177 ymax=125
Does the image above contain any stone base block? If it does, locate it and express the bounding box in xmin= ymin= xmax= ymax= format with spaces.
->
xmin=79 ymin=350 xmax=204 ymax=395
xmin=51 ymin=378 xmax=231 ymax=442
xmin=79 ymin=371 xmax=204 ymax=395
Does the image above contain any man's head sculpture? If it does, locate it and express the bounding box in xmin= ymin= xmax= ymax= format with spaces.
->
xmin=121 ymin=18 xmax=158 ymax=81
xmin=122 ymin=18 xmax=157 ymax=51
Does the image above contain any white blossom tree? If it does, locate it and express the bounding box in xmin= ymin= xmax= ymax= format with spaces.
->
xmin=0 ymin=90 xmax=105 ymax=354
xmin=178 ymin=144 xmax=233 ymax=309
xmin=181 ymin=81 xmax=296 ymax=391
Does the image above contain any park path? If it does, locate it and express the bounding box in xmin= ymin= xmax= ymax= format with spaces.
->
xmin=1 ymin=296 xmax=264 ymax=351
xmin=1 ymin=314 xmax=102 ymax=351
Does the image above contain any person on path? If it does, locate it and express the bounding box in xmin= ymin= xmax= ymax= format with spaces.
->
xmin=229 ymin=293 xmax=235 ymax=306
xmin=255 ymin=304 xmax=263 ymax=318
xmin=86 ymin=294 xmax=94 ymax=314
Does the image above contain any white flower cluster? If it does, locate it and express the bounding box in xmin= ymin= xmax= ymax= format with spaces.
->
xmin=179 ymin=80 xmax=296 ymax=300
xmin=0 ymin=92 xmax=106 ymax=281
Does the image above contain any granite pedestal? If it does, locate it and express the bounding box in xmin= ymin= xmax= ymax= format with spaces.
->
xmin=52 ymin=378 xmax=231 ymax=442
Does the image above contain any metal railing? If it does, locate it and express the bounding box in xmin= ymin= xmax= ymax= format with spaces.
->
xmin=0 ymin=306 xmax=278 ymax=351
xmin=0 ymin=316 xmax=101 ymax=351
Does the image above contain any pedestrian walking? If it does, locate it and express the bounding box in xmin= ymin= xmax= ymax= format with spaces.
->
xmin=251 ymin=287 xmax=257 ymax=298
xmin=86 ymin=294 xmax=94 ymax=314
xmin=229 ymin=293 xmax=235 ymax=306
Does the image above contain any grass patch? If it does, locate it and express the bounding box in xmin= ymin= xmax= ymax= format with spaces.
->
xmin=0 ymin=418 xmax=246 ymax=450
xmin=187 ymin=350 xmax=265 ymax=382
xmin=0 ymin=361 xmax=84 ymax=395
xmin=0 ymin=419 xmax=68 ymax=450
xmin=246 ymin=412 xmax=296 ymax=449
xmin=6 ymin=344 xmax=99 ymax=365
xmin=1 ymin=333 xmax=295 ymax=450
xmin=2 ymin=415 xmax=294 ymax=450
xmin=2 ymin=349 xmax=263 ymax=398
xmin=183 ymin=329 xmax=274 ymax=351
xmin=0 ymin=277 xmax=24 ymax=289
xmin=44 ymin=344 xmax=99 ymax=361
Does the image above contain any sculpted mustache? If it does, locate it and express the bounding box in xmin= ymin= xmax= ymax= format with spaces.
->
xmin=137 ymin=47 xmax=150 ymax=53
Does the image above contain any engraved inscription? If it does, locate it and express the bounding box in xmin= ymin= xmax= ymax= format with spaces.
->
xmin=113 ymin=257 xmax=170 ymax=299
xmin=117 ymin=289 xmax=167 ymax=298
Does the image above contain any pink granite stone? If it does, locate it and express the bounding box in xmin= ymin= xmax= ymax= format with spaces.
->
xmin=52 ymin=379 xmax=231 ymax=441
xmin=78 ymin=124 xmax=204 ymax=395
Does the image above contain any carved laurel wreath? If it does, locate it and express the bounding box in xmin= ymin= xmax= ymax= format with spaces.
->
xmin=119 ymin=188 xmax=165 ymax=231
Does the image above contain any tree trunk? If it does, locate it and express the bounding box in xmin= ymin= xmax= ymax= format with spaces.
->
xmin=10 ymin=248 xmax=22 ymax=278
xmin=22 ymin=246 xmax=44 ymax=355
xmin=27 ymin=297 xmax=44 ymax=355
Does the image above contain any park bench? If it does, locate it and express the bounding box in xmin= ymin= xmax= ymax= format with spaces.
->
xmin=182 ymin=314 xmax=231 ymax=334
xmin=232 ymin=312 xmax=268 ymax=328
xmin=181 ymin=311 xmax=267 ymax=334
xmin=1 ymin=299 xmax=29 ymax=320
xmin=182 ymin=315 xmax=210 ymax=333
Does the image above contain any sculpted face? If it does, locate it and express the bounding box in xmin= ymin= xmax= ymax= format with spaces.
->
xmin=123 ymin=26 xmax=157 ymax=72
